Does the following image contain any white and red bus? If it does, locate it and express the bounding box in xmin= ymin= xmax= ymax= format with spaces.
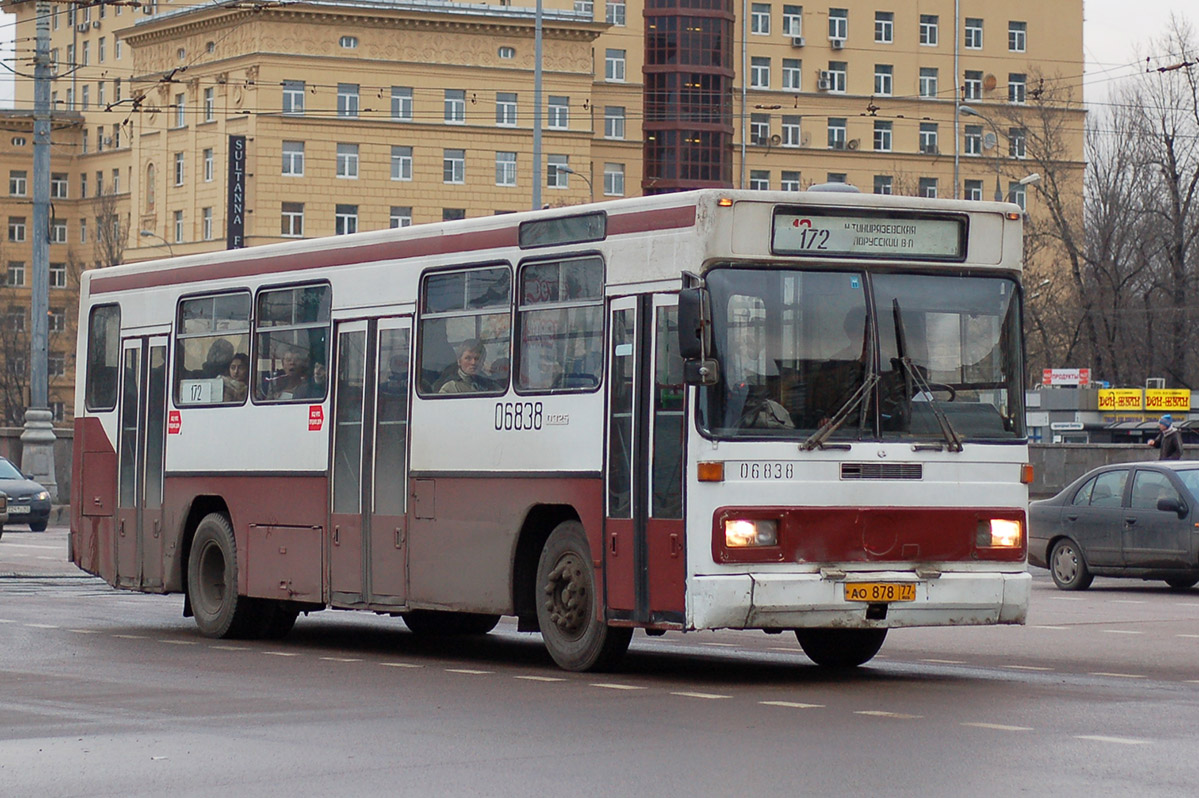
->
xmin=71 ymin=187 xmax=1031 ymax=671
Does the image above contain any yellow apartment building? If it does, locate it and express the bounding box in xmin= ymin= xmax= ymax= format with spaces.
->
xmin=0 ymin=0 xmax=1085 ymax=423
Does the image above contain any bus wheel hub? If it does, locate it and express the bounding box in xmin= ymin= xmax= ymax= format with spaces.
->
xmin=543 ymin=554 xmax=587 ymax=634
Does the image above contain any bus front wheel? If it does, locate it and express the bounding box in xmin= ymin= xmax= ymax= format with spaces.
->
xmin=535 ymin=521 xmax=632 ymax=672
xmin=187 ymin=512 xmax=264 ymax=639
xmin=795 ymin=628 xmax=887 ymax=668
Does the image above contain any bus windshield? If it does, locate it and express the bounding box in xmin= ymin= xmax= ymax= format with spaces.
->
xmin=697 ymin=266 xmax=1024 ymax=443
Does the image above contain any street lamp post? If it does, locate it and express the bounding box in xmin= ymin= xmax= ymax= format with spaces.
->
xmin=140 ymin=229 xmax=176 ymax=257
xmin=1008 ymin=172 xmax=1041 ymax=207
xmin=556 ymin=165 xmax=594 ymax=204
xmin=958 ymin=104 xmax=1004 ymax=201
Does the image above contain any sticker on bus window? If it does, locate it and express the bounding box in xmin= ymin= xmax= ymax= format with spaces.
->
xmin=308 ymin=405 xmax=324 ymax=431
xmin=615 ymin=343 xmax=633 ymax=357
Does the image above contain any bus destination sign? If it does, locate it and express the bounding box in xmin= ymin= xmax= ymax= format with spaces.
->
xmin=772 ymin=210 xmax=965 ymax=260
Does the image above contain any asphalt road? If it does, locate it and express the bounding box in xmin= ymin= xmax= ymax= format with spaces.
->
xmin=2 ymin=527 xmax=1198 ymax=797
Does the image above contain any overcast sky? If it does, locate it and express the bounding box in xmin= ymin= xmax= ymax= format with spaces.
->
xmin=0 ymin=2 xmax=1196 ymax=108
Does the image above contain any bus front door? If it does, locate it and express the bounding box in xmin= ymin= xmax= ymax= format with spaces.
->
xmin=604 ymin=295 xmax=686 ymax=627
xmin=329 ymin=319 xmax=411 ymax=608
xmin=115 ymin=336 xmax=168 ymax=590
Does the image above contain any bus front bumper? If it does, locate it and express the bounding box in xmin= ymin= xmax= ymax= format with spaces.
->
xmin=688 ymin=570 xmax=1031 ymax=631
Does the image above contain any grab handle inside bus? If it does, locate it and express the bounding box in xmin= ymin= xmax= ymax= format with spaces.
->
xmin=679 ymin=286 xmax=720 ymax=386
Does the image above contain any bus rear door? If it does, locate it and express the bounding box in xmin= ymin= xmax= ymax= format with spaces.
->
xmin=605 ymin=295 xmax=686 ymax=626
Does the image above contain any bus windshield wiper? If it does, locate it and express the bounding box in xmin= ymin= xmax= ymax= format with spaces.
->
xmin=891 ymin=298 xmax=963 ymax=453
xmin=801 ymin=371 xmax=879 ymax=451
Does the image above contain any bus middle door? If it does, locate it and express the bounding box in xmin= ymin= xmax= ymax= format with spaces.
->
xmin=604 ymin=295 xmax=686 ymax=627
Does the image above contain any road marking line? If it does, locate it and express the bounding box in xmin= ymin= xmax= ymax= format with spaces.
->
xmin=591 ymin=683 xmax=645 ymax=691
xmin=855 ymin=711 xmax=922 ymax=719
xmin=1076 ymin=735 xmax=1149 ymax=745
xmin=1048 ymin=596 xmax=1084 ymax=601
xmin=1002 ymin=665 xmax=1053 ymax=671
xmin=1177 ymin=634 xmax=1199 ymax=639
xmin=699 ymin=642 xmax=738 ymax=647
xmin=0 ymin=619 xmax=13 ymax=624
xmin=380 ymin=662 xmax=422 ymax=669
xmin=768 ymin=647 xmax=802 ymax=653
xmin=1089 ymin=672 xmax=1147 ymax=679
xmin=515 ymin=675 xmax=566 ymax=682
xmin=113 ymin=634 xmax=146 ymax=639
xmin=320 ymin=657 xmax=363 ymax=663
xmin=1031 ymin=625 xmax=1068 ymax=630
xmin=961 ymin=722 xmax=1032 ymax=732
xmin=1111 ymin=600 xmax=1146 ymax=605
xmin=66 ymin=629 xmax=99 ymax=634
xmin=160 ymin=640 xmax=197 ymax=645
xmin=1101 ymin=630 xmax=1143 ymax=635
xmin=1186 ymin=680 xmax=1199 ymax=684
xmin=921 ymin=658 xmax=965 ymax=664
xmin=25 ymin=623 xmax=59 ymax=629
xmin=760 ymin=701 xmax=825 ymax=709
xmin=211 ymin=645 xmax=250 ymax=651
xmin=263 ymin=651 xmax=299 ymax=657
xmin=446 ymin=668 xmax=491 ymax=675
xmin=671 ymin=691 xmax=731 ymax=700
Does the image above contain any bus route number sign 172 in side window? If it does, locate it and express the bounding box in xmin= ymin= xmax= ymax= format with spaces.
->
xmin=771 ymin=209 xmax=966 ymax=261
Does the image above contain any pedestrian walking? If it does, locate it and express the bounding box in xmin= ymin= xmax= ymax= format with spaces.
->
xmin=1148 ymin=414 xmax=1183 ymax=460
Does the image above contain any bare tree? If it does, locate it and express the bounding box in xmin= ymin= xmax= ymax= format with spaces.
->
xmin=92 ymin=188 xmax=129 ymax=269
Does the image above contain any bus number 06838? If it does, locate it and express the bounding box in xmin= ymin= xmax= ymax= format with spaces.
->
xmin=494 ymin=401 xmax=543 ymax=431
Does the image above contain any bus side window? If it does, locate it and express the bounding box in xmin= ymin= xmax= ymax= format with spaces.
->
xmin=85 ymin=304 xmax=121 ymax=411
xmin=174 ymin=292 xmax=252 ymax=406
xmin=417 ymin=266 xmax=511 ymax=396
xmin=253 ymin=284 xmax=331 ymax=402
xmin=516 ymin=256 xmax=603 ymax=393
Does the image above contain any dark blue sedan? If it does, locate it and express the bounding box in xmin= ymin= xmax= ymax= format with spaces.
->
xmin=0 ymin=456 xmax=52 ymax=534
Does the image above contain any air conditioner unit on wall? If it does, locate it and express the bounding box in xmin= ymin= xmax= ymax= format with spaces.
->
xmin=76 ymin=23 xmax=88 ymax=32
xmin=791 ymin=36 xmax=805 ymax=47
xmin=817 ymin=70 xmax=831 ymax=91
xmin=830 ymin=38 xmax=845 ymax=49
xmin=92 ymin=20 xmax=101 ymax=29
xmin=846 ymin=139 xmax=860 ymax=150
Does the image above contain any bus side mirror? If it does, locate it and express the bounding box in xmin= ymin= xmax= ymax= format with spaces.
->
xmin=678 ymin=287 xmax=719 ymax=386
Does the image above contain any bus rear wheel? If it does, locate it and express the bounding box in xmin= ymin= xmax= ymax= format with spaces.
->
xmin=402 ymin=610 xmax=501 ymax=636
xmin=536 ymin=521 xmax=631 ymax=672
xmin=795 ymin=628 xmax=887 ymax=668
xmin=187 ymin=512 xmax=266 ymax=639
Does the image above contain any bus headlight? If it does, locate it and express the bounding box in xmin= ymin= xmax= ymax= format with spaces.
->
xmin=724 ymin=519 xmax=779 ymax=548
xmin=978 ymin=518 xmax=1022 ymax=548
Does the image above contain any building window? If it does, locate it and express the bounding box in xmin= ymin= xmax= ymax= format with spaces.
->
xmin=605 ymin=49 xmax=626 ymax=81
xmin=781 ymin=171 xmax=801 ymax=191
xmin=201 ymin=207 xmax=213 ymax=240
xmin=873 ymin=120 xmax=892 ymax=151
xmin=335 ymin=204 xmax=358 ymax=235
xmin=604 ymin=106 xmax=625 ymax=139
xmin=750 ymin=57 xmax=771 ymax=89
xmin=390 ymin=206 xmax=413 ymax=228
xmin=281 ymin=202 xmax=304 ymax=237
xmin=1009 ymin=127 xmax=1027 ymax=158
xmin=50 ymin=219 xmax=67 ymax=244
xmin=827 ymin=61 xmax=846 ymax=93
xmin=750 ymin=114 xmax=770 ymax=144
xmin=827 ymin=118 xmax=846 ymax=149
xmin=442 ymin=209 xmax=466 ymax=222
xmin=603 ymin=163 xmax=625 ymax=196
xmin=751 ymin=3 xmax=770 ymax=35
xmin=282 ymin=141 xmax=305 ymax=176
xmin=203 ymin=87 xmax=214 ymax=122
xmin=174 ymin=92 xmax=185 ymax=128
xmin=391 ymin=86 xmax=413 ymax=121
xmin=548 ymin=96 xmax=570 ymax=129
xmin=827 ymin=173 xmax=847 ymax=184
xmin=283 ymin=80 xmax=304 ymax=115
xmin=445 ymin=89 xmax=466 ymax=123
xmin=1009 ymin=21 xmax=1027 ymax=52
xmin=7 ymin=261 xmax=25 ymax=285
xmin=203 ymin=148 xmax=214 ymax=182
xmin=964 ymin=125 xmax=983 ymax=156
xmin=49 ymin=355 xmax=65 ymax=378
xmin=964 ymin=180 xmax=984 ymax=201
xmin=606 ymin=0 xmax=626 ymax=26
xmin=336 ymin=143 xmax=359 ymax=178
xmin=9 ymin=170 xmax=27 ymax=196
xmin=1009 ymin=73 xmax=1027 ymax=104
xmin=339 ymin=35 xmax=358 ymax=49
xmin=8 ymin=216 xmax=26 ymax=242
xmin=1009 ymin=181 xmax=1028 ymax=210
xmin=964 ymin=70 xmax=983 ymax=101
xmin=874 ymin=64 xmax=892 ymax=96
xmin=547 ymin=155 xmax=569 ymax=189
xmin=783 ymin=5 xmax=803 ymax=36
xmin=496 ymin=151 xmax=517 ymax=186
xmin=920 ymin=14 xmax=939 ymax=46
xmin=782 ymin=59 xmax=802 ymax=91
xmin=749 ymin=170 xmax=770 ymax=191
xmin=919 ymin=122 xmax=939 ymax=154
xmin=391 ymin=146 xmax=413 ymax=181
xmin=444 ymin=149 xmax=465 ymax=184
xmin=496 ymin=92 xmax=518 ymax=126
xmin=828 ymin=8 xmax=847 ymax=40
xmin=873 ymin=175 xmax=893 ymax=195
xmin=49 ymin=306 xmax=65 ymax=330
xmin=80 ymin=172 xmax=87 ymax=198
xmin=918 ymin=177 xmax=938 ymax=198
xmin=174 ymin=151 xmax=185 ymax=185
xmin=51 ymin=173 xmax=68 ymax=198
xmin=919 ymin=67 xmax=938 ymax=98
xmin=874 ymin=10 xmax=892 ymax=42
xmin=965 ymin=18 xmax=983 ymax=49
xmin=98 ymin=36 xmax=105 ymax=62
xmin=782 ymin=116 xmax=801 ymax=147
xmin=338 ymin=83 xmax=359 ymax=118
xmin=173 ymin=210 xmax=184 ymax=243
xmin=80 ymin=217 xmax=87 ymax=243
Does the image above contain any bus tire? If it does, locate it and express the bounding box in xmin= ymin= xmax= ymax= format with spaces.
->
xmin=795 ymin=628 xmax=887 ymax=668
xmin=535 ymin=520 xmax=632 ymax=672
xmin=402 ymin=610 xmax=501 ymax=636
xmin=187 ymin=512 xmax=261 ymax=639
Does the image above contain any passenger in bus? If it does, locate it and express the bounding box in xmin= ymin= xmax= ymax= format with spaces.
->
xmin=294 ymin=359 xmax=328 ymax=400
xmin=222 ymin=353 xmax=249 ymax=402
xmin=437 ymin=339 xmax=492 ymax=394
xmin=202 ymin=338 xmax=235 ymax=379
xmin=268 ymin=348 xmax=311 ymax=400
